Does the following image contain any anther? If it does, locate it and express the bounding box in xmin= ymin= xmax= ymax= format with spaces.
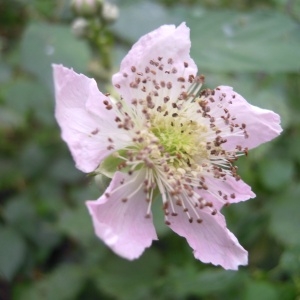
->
xmin=91 ymin=128 xmax=99 ymax=135
xmin=164 ymin=96 xmax=170 ymax=103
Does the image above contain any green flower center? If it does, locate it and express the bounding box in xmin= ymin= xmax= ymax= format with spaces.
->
xmin=97 ymin=111 xmax=210 ymax=178
xmin=150 ymin=114 xmax=208 ymax=165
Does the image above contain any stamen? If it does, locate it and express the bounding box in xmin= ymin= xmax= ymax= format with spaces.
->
xmin=98 ymin=60 xmax=249 ymax=225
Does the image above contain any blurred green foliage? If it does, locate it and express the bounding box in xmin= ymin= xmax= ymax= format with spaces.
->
xmin=0 ymin=0 xmax=300 ymax=299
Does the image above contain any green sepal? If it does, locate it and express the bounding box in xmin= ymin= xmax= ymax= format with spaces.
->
xmin=95 ymin=150 xmax=128 ymax=178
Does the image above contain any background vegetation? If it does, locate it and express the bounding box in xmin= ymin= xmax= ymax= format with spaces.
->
xmin=0 ymin=0 xmax=300 ymax=299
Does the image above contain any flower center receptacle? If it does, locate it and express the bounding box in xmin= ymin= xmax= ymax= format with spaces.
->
xmin=150 ymin=114 xmax=209 ymax=166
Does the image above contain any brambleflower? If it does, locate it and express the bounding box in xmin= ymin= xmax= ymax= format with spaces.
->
xmin=53 ymin=23 xmax=282 ymax=270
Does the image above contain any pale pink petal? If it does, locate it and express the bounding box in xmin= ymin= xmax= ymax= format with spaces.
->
xmin=196 ymin=175 xmax=255 ymax=210
xmin=168 ymin=208 xmax=247 ymax=270
xmin=203 ymin=86 xmax=282 ymax=150
xmin=86 ymin=170 xmax=157 ymax=259
xmin=112 ymin=23 xmax=197 ymax=107
xmin=53 ymin=64 xmax=131 ymax=173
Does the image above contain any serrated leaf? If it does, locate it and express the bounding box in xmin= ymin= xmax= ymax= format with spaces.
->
xmin=113 ymin=2 xmax=300 ymax=73
xmin=179 ymin=8 xmax=300 ymax=72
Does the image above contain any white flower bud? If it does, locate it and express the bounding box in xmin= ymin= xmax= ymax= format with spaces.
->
xmin=71 ymin=0 xmax=102 ymax=17
xmin=71 ymin=18 xmax=89 ymax=38
xmin=101 ymin=2 xmax=119 ymax=23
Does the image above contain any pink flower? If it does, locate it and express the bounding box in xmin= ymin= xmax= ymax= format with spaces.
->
xmin=53 ymin=23 xmax=282 ymax=270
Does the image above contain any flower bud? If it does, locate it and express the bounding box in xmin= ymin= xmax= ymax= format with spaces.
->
xmin=71 ymin=18 xmax=89 ymax=38
xmin=101 ymin=2 xmax=119 ymax=23
xmin=71 ymin=0 xmax=102 ymax=17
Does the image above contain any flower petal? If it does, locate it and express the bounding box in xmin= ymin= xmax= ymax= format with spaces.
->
xmin=53 ymin=64 xmax=131 ymax=173
xmin=112 ymin=23 xmax=197 ymax=107
xmin=168 ymin=207 xmax=247 ymax=270
xmin=204 ymin=86 xmax=282 ymax=150
xmin=86 ymin=170 xmax=158 ymax=260
xmin=197 ymin=175 xmax=255 ymax=210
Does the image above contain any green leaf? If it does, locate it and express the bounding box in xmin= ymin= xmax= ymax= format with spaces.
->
xmin=286 ymin=135 xmax=300 ymax=164
xmin=20 ymin=22 xmax=90 ymax=91
xmin=280 ymin=246 xmax=300 ymax=276
xmin=94 ymin=249 xmax=162 ymax=300
xmin=3 ymin=78 xmax=53 ymax=126
xmin=243 ymin=281 xmax=280 ymax=300
xmin=112 ymin=1 xmax=172 ymax=44
xmin=181 ymin=8 xmax=300 ymax=73
xmin=113 ymin=2 xmax=300 ymax=73
xmin=3 ymin=195 xmax=61 ymax=255
xmin=0 ymin=107 xmax=24 ymax=130
xmin=162 ymin=266 xmax=246 ymax=298
xmin=48 ymin=157 xmax=83 ymax=183
xmin=2 ymin=195 xmax=39 ymax=242
xmin=3 ymin=195 xmax=36 ymax=227
xmin=0 ymin=61 xmax=12 ymax=83
xmin=17 ymin=264 xmax=86 ymax=300
xmin=0 ymin=227 xmax=26 ymax=281
xmin=19 ymin=142 xmax=48 ymax=178
xmin=57 ymin=204 xmax=95 ymax=245
xmin=269 ymin=186 xmax=300 ymax=247
xmin=258 ymin=158 xmax=294 ymax=191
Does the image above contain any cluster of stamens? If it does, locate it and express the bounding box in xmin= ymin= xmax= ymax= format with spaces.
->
xmin=98 ymin=56 xmax=250 ymax=225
